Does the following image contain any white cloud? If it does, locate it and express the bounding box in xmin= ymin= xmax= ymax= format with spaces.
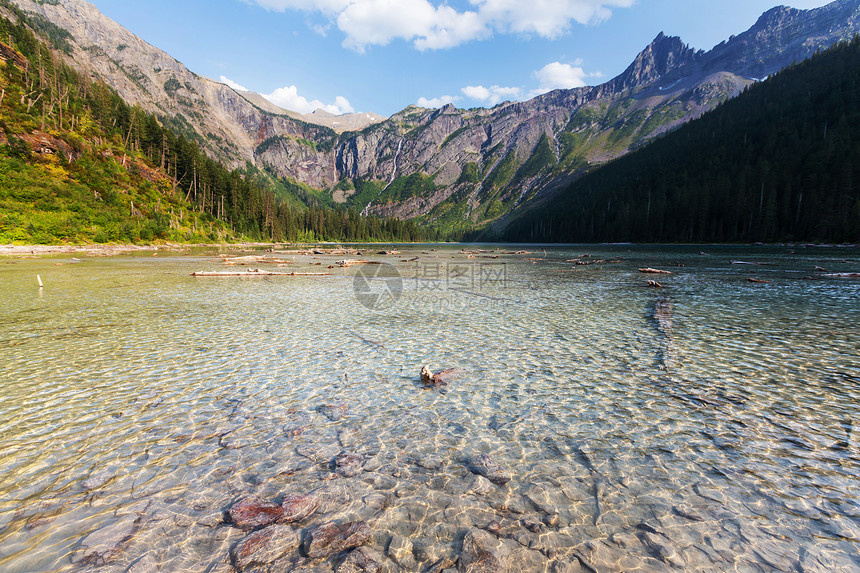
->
xmin=262 ymin=85 xmax=355 ymax=115
xmin=333 ymin=96 xmax=355 ymax=113
xmin=462 ymin=84 xmax=521 ymax=106
xmin=417 ymin=94 xmax=459 ymax=108
xmin=308 ymin=21 xmax=331 ymax=37
xmin=532 ymin=61 xmax=590 ymax=93
xmin=336 ymin=0 xmax=487 ymax=53
xmin=245 ymin=0 xmax=350 ymax=14
xmin=459 ymin=58 xmax=601 ymax=107
xmin=244 ymin=0 xmax=635 ymax=51
xmin=473 ymin=0 xmax=634 ymax=38
xmin=220 ymin=75 xmax=249 ymax=92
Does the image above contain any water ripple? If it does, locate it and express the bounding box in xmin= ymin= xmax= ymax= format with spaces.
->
xmin=0 ymin=246 xmax=858 ymax=571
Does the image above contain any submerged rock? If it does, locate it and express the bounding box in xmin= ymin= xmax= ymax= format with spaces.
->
xmin=386 ymin=535 xmax=416 ymax=568
xmin=468 ymin=454 xmax=512 ymax=485
xmin=318 ymin=404 xmax=348 ymax=422
xmin=231 ymin=524 xmax=300 ymax=569
xmin=549 ymin=560 xmax=583 ymax=573
xmin=335 ymin=453 xmax=365 ymax=478
xmin=458 ymin=528 xmax=507 ymax=572
xmin=464 ymin=475 xmax=496 ymax=496
xmin=336 ymin=546 xmax=388 ymax=572
xmin=228 ymin=496 xmax=284 ymax=530
xmin=82 ymin=470 xmax=115 ymax=491
xmin=126 ymin=553 xmax=158 ymax=573
xmin=303 ymin=521 xmax=372 ymax=559
xmin=338 ymin=427 xmax=359 ymax=448
xmin=284 ymin=424 xmax=309 ymax=437
xmin=313 ymin=483 xmax=354 ymax=513
xmin=296 ymin=443 xmax=341 ymax=463
xmin=70 ymin=516 xmax=140 ymax=566
xmin=281 ymin=493 xmax=319 ymax=523
xmin=640 ymin=532 xmax=683 ymax=567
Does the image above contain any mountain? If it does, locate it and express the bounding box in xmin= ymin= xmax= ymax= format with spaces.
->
xmin=7 ymin=0 xmax=860 ymax=235
xmin=3 ymin=0 xmax=377 ymax=190
xmin=0 ymin=6 xmax=431 ymax=244
xmin=502 ymin=37 xmax=860 ymax=244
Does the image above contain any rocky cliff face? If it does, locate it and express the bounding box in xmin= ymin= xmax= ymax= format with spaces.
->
xmin=8 ymin=0 xmax=360 ymax=188
xmin=705 ymin=1 xmax=860 ymax=79
xmin=9 ymin=0 xmax=860 ymax=229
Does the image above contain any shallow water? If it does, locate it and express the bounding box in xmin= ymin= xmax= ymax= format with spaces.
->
xmin=0 ymin=244 xmax=858 ymax=572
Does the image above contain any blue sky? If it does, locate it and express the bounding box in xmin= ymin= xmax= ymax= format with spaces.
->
xmin=89 ymin=0 xmax=833 ymax=116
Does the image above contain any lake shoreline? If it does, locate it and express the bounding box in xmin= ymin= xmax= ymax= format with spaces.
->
xmin=0 ymin=243 xmax=291 ymax=256
xmin=1 ymin=241 xmax=855 ymax=257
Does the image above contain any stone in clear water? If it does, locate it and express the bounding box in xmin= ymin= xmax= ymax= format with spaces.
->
xmin=281 ymin=493 xmax=319 ymax=523
xmin=336 ymin=546 xmax=388 ymax=572
xmin=70 ymin=516 xmax=140 ymax=566
xmin=231 ymin=524 xmax=300 ymax=569
xmin=228 ymin=497 xmax=283 ymax=530
xmin=318 ymin=404 xmax=348 ymax=422
xmin=335 ymin=453 xmax=365 ymax=478
xmin=458 ymin=528 xmax=507 ymax=571
xmin=469 ymin=454 xmax=511 ymax=485
xmin=386 ymin=535 xmax=415 ymax=568
xmin=82 ymin=470 xmax=114 ymax=490
xmin=303 ymin=521 xmax=372 ymax=559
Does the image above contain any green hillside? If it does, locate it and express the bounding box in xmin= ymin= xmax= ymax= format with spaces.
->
xmin=502 ymin=37 xmax=860 ymax=244
xmin=0 ymin=6 xmax=433 ymax=244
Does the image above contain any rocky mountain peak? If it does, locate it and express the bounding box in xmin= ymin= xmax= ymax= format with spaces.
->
xmin=611 ymin=32 xmax=701 ymax=92
xmin=752 ymin=4 xmax=799 ymax=28
xmin=705 ymin=0 xmax=860 ymax=78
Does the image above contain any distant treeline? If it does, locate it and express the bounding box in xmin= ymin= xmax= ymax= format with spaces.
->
xmin=0 ymin=2 xmax=434 ymax=243
xmin=503 ymin=36 xmax=860 ymax=243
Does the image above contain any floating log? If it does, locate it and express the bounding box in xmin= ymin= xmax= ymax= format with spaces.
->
xmin=647 ymin=280 xmax=663 ymax=288
xmin=731 ymin=261 xmax=774 ymax=266
xmin=377 ymin=250 xmax=400 ymax=255
xmin=313 ymin=248 xmax=362 ymax=255
xmin=336 ymin=259 xmax=383 ymax=268
xmin=823 ymin=272 xmax=860 ymax=278
xmin=639 ymin=268 xmax=674 ymax=275
xmin=747 ymin=278 xmax=771 ymax=284
xmin=222 ymin=255 xmax=264 ymax=262
xmin=191 ymin=269 xmax=330 ymax=277
xmin=269 ymin=249 xmax=315 ymax=255
xmin=222 ymin=256 xmax=292 ymax=265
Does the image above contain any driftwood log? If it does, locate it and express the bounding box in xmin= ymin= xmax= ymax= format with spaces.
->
xmin=420 ymin=365 xmax=460 ymax=387
xmin=336 ymin=260 xmax=382 ymax=268
xmin=639 ymin=268 xmax=674 ymax=275
xmin=191 ymin=269 xmax=330 ymax=277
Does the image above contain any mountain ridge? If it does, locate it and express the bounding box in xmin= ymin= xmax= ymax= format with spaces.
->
xmin=7 ymin=0 xmax=860 ymax=234
xmin=502 ymin=35 xmax=860 ymax=243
